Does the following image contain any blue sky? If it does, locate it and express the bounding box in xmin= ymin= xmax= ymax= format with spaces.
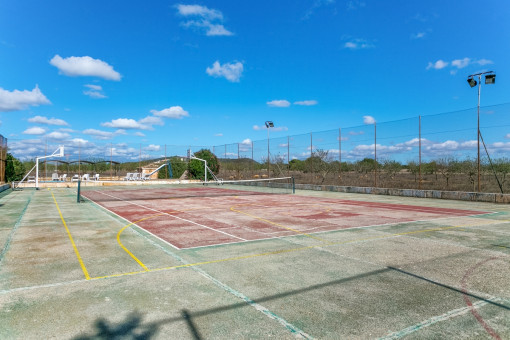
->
xmin=1 ymin=0 xmax=509 ymax=161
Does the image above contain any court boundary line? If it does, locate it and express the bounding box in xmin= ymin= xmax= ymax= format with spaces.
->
xmin=116 ymin=213 xmax=167 ymax=271
xmin=178 ymin=214 xmax=495 ymax=250
xmin=0 ymin=189 xmax=34 ymax=265
xmin=85 ymin=196 xmax=181 ymax=250
xmin=91 ymin=190 xmax=248 ymax=242
xmin=92 ymin=219 xmax=503 ymax=280
xmin=379 ymin=297 xmax=504 ymax=339
xmin=50 ymin=189 xmax=91 ymax=280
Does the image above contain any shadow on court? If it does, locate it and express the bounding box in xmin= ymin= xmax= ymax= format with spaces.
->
xmin=72 ymin=268 xmax=389 ymax=339
xmin=72 ymin=264 xmax=510 ymax=339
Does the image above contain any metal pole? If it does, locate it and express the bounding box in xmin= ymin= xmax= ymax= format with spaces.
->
xmin=310 ymin=132 xmax=313 ymax=183
xmin=35 ymin=158 xmax=39 ymax=189
xmin=110 ymin=143 xmax=113 ymax=180
xmin=374 ymin=122 xmax=377 ymax=187
xmin=419 ymin=116 xmax=422 ymax=190
xmin=267 ymin=128 xmax=270 ymax=177
xmin=287 ymin=135 xmax=290 ymax=176
xmin=477 ymin=74 xmax=481 ymax=192
xmin=339 ymin=128 xmax=342 ymax=185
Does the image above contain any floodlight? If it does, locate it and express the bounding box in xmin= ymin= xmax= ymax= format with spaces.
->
xmin=485 ymin=74 xmax=496 ymax=84
xmin=265 ymin=121 xmax=274 ymax=128
xmin=467 ymin=77 xmax=477 ymax=87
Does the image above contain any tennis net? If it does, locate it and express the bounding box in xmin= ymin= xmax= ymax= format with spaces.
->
xmin=78 ymin=177 xmax=294 ymax=203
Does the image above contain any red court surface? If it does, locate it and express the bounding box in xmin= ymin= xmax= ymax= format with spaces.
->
xmin=82 ymin=189 xmax=490 ymax=249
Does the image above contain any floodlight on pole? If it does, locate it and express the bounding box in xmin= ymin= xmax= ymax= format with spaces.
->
xmin=265 ymin=121 xmax=274 ymax=177
xmin=467 ymin=71 xmax=495 ymax=192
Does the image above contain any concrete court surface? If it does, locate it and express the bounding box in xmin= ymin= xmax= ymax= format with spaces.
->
xmin=0 ymin=186 xmax=509 ymax=339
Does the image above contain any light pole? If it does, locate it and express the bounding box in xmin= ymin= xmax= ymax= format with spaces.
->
xmin=265 ymin=121 xmax=274 ymax=177
xmin=467 ymin=71 xmax=495 ymax=192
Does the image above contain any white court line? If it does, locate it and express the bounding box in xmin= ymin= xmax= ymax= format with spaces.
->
xmin=87 ymin=198 xmax=181 ymax=250
xmin=91 ymin=191 xmax=247 ymax=242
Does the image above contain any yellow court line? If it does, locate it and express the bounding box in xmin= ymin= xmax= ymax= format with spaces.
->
xmin=92 ymin=219 xmax=502 ymax=280
xmin=50 ymin=189 xmax=91 ymax=280
xmin=230 ymin=205 xmax=327 ymax=242
xmin=116 ymin=213 xmax=167 ymax=271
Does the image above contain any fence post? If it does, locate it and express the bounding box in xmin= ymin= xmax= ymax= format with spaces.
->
xmin=339 ymin=128 xmax=342 ymax=185
xmin=374 ymin=122 xmax=377 ymax=187
xmin=110 ymin=143 xmax=113 ymax=180
xmin=310 ymin=132 xmax=313 ymax=184
xmin=77 ymin=180 xmax=81 ymax=203
xmin=419 ymin=116 xmax=422 ymax=190
xmin=287 ymin=136 xmax=290 ymax=176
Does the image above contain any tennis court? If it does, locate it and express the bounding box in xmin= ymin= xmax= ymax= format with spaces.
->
xmin=1 ymin=181 xmax=509 ymax=339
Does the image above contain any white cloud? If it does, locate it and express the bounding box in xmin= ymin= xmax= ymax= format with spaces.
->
xmin=476 ymin=59 xmax=493 ymax=66
xmin=50 ymin=55 xmax=121 ymax=80
xmin=294 ymin=100 xmax=318 ymax=106
xmin=0 ymin=85 xmax=51 ymax=112
xmin=451 ymin=58 xmax=471 ymax=69
xmin=344 ymin=38 xmax=374 ymax=50
xmin=176 ymin=4 xmax=233 ymax=36
xmin=57 ymin=128 xmax=74 ymax=133
xmin=267 ymin=99 xmax=291 ymax=107
xmin=363 ymin=115 xmax=376 ymax=124
xmin=70 ymin=138 xmax=89 ymax=146
xmin=411 ymin=32 xmax=426 ymax=39
xmin=83 ymin=84 xmax=106 ymax=98
xmin=46 ymin=131 xmax=71 ymax=140
xmin=101 ymin=118 xmax=150 ymax=130
xmin=144 ymin=144 xmax=161 ymax=151
xmin=134 ymin=132 xmax=145 ymax=137
xmin=427 ymin=58 xmax=493 ymax=72
xmin=206 ymin=61 xmax=243 ymax=82
xmin=241 ymin=138 xmax=252 ymax=144
xmin=28 ymin=115 xmax=69 ymax=126
xmin=304 ymin=0 xmax=336 ymax=19
xmin=176 ymin=4 xmax=223 ymax=20
xmin=426 ymin=60 xmax=448 ymax=70
xmin=151 ymin=106 xmax=189 ymax=119
xmin=84 ymin=84 xmax=102 ymax=91
xmin=139 ymin=115 xmax=164 ymax=126
xmin=215 ymin=133 xmax=223 ymax=137
xmin=23 ymin=127 xmax=46 ymax=135
xmin=83 ymin=90 xmax=107 ymax=99
xmin=82 ymin=128 xmax=122 ymax=140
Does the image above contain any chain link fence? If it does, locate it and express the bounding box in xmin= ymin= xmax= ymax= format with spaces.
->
xmin=7 ymin=103 xmax=510 ymax=192
xmin=0 ymin=134 xmax=7 ymax=183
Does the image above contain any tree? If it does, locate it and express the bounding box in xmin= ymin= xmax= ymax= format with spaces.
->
xmin=188 ymin=149 xmax=219 ymax=180
xmin=5 ymin=153 xmax=25 ymax=182
xmin=407 ymin=161 xmax=419 ymax=182
xmin=382 ymin=160 xmax=402 ymax=180
xmin=304 ymin=149 xmax=334 ymax=184
xmin=289 ymin=159 xmax=305 ymax=171
xmin=354 ymin=158 xmax=376 ymax=174
xmin=437 ymin=157 xmax=460 ymax=189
